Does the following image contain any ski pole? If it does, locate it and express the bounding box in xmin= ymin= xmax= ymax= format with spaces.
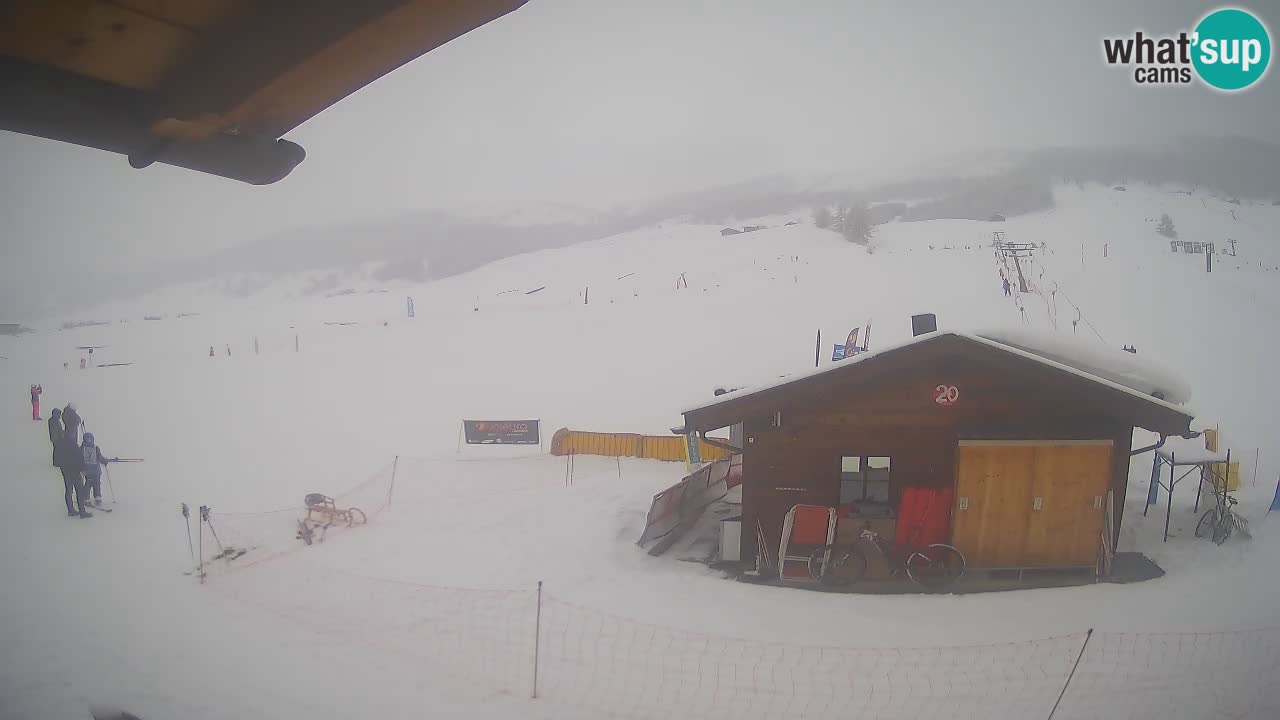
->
xmin=104 ymin=464 xmax=117 ymax=504
xmin=197 ymin=506 xmax=205 ymax=584
xmin=202 ymin=506 xmax=226 ymax=554
xmin=107 ymin=458 xmax=144 ymax=463
xmin=181 ymin=503 xmax=196 ymax=566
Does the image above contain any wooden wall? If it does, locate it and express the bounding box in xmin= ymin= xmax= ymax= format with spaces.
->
xmin=735 ymin=350 xmax=1137 ymax=567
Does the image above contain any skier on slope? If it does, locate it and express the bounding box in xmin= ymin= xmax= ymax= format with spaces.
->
xmin=80 ymin=432 xmax=109 ymax=508
xmin=30 ymin=384 xmax=42 ymax=421
xmin=1002 ymin=277 xmax=1012 ymax=297
xmin=55 ymin=419 xmax=91 ymax=518
xmin=47 ymin=408 xmax=63 ymax=467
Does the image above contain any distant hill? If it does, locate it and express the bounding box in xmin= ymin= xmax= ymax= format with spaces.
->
xmin=38 ymin=135 xmax=1280 ymax=319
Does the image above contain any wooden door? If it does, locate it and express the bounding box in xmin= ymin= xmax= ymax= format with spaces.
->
xmin=953 ymin=441 xmax=1113 ymax=569
xmin=951 ymin=445 xmax=1036 ymax=567
xmin=1023 ymin=444 xmax=1112 ymax=566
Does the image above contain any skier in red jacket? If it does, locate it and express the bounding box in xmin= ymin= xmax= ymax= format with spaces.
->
xmin=29 ymin=384 xmax=42 ymax=421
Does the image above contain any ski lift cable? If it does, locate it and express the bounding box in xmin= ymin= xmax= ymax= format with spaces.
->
xmin=1018 ymin=249 xmax=1107 ymax=345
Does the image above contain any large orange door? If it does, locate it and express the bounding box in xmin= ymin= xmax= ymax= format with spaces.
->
xmin=1023 ymin=444 xmax=1113 ymax=566
xmin=953 ymin=441 xmax=1112 ymax=568
xmin=951 ymin=444 xmax=1036 ymax=567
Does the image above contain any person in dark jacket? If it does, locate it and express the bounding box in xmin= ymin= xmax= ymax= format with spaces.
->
xmin=55 ymin=428 xmax=91 ymax=518
xmin=62 ymin=402 xmax=82 ymax=445
xmin=47 ymin=408 xmax=63 ymax=466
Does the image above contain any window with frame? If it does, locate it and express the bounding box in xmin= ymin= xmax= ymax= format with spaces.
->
xmin=839 ymin=455 xmax=892 ymax=512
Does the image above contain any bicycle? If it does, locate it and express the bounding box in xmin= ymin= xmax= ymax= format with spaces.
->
xmin=1195 ymin=494 xmax=1250 ymax=545
xmin=807 ymin=527 xmax=965 ymax=590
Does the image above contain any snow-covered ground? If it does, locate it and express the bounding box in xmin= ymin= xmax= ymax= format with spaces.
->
xmin=2 ymin=184 xmax=1279 ymax=719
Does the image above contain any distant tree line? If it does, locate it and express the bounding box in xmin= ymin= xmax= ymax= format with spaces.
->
xmin=813 ymin=203 xmax=875 ymax=245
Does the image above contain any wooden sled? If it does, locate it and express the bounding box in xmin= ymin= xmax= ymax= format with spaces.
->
xmin=296 ymin=493 xmax=367 ymax=545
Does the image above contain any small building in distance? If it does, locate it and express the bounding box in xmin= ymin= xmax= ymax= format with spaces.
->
xmin=679 ymin=319 xmax=1194 ymax=582
xmin=720 ymin=228 xmax=743 ymax=236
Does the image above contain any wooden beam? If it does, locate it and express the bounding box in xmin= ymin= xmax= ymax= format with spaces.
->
xmin=150 ymin=0 xmax=529 ymax=139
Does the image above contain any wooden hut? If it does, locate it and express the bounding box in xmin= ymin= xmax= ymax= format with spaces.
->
xmin=680 ymin=326 xmax=1193 ymax=578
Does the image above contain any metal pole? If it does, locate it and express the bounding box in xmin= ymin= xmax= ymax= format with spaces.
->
xmin=1047 ymin=629 xmax=1093 ymax=720
xmin=198 ymin=512 xmax=205 ymax=584
xmin=182 ymin=503 xmax=195 ymax=565
xmin=1225 ymin=449 xmax=1232 ymax=496
xmin=1164 ymin=452 xmax=1175 ymax=542
xmin=814 ymin=329 xmax=821 ymax=368
xmin=532 ymin=580 xmax=543 ymax=699
xmin=387 ymin=455 xmax=399 ymax=508
xmin=1194 ymin=465 xmax=1205 ymax=514
xmin=1145 ymin=454 xmax=1160 ymax=515
xmin=104 ymin=464 xmax=117 ymax=504
xmin=1253 ymin=448 xmax=1260 ymax=488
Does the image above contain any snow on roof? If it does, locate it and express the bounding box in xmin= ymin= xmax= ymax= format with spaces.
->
xmin=973 ymin=327 xmax=1191 ymax=406
xmin=683 ymin=329 xmax=1194 ymax=419
xmin=1156 ymin=435 xmax=1226 ymax=464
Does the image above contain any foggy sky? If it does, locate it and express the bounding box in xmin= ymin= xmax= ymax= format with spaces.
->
xmin=2 ymin=0 xmax=1277 ymax=318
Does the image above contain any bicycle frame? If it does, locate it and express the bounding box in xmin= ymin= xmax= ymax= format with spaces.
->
xmin=858 ymin=528 xmax=908 ymax=575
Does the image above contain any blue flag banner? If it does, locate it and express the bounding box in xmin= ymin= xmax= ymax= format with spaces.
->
xmin=1270 ymin=475 xmax=1280 ymax=514
xmin=832 ymin=344 xmax=846 ymax=361
xmin=684 ymin=432 xmax=702 ymax=472
xmin=844 ymin=327 xmax=861 ymax=358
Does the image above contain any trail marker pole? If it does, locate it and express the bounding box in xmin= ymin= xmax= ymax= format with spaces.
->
xmin=1253 ymin=448 xmax=1260 ymax=488
xmin=1047 ymin=629 xmax=1093 ymax=720
xmin=532 ymin=580 xmax=543 ymax=699
xmin=388 ymin=455 xmax=400 ymax=508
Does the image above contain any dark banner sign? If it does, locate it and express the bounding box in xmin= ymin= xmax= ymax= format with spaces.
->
xmin=463 ymin=420 xmax=540 ymax=445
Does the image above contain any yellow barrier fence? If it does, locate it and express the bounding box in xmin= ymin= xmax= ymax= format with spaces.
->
xmin=550 ymin=428 xmax=734 ymax=463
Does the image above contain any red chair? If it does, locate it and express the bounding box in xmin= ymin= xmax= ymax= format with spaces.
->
xmin=777 ymin=505 xmax=837 ymax=582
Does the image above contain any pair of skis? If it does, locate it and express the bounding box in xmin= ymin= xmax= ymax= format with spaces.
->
xmin=181 ymin=503 xmax=246 ymax=580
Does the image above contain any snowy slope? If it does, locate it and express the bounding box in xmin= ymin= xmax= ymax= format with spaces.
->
xmin=2 ymin=183 xmax=1279 ymax=719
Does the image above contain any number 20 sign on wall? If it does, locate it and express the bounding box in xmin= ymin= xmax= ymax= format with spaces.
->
xmin=934 ymin=384 xmax=960 ymax=406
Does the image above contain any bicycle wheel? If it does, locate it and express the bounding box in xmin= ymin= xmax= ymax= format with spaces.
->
xmin=808 ymin=544 xmax=867 ymax=587
xmin=905 ymin=544 xmax=965 ymax=590
xmin=1195 ymin=509 xmax=1216 ymax=539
